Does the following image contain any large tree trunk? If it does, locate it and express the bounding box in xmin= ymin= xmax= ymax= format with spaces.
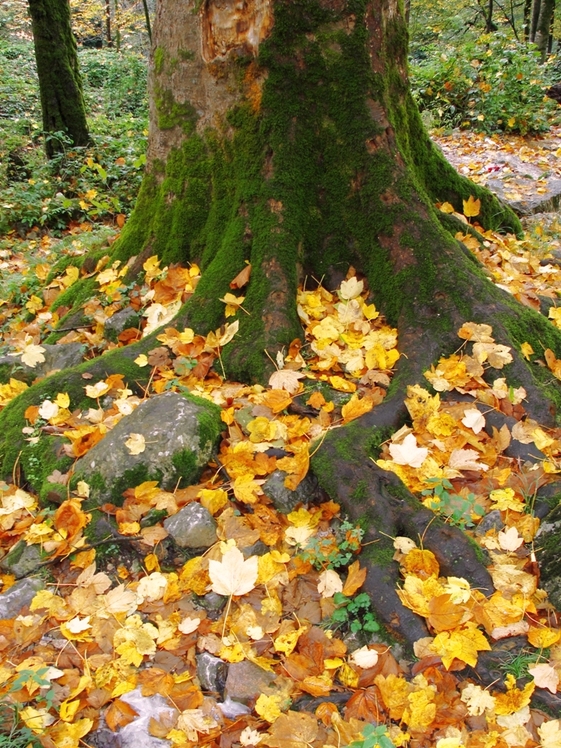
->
xmin=28 ymin=0 xmax=90 ymax=158
xmin=3 ymin=0 xmax=561 ymax=690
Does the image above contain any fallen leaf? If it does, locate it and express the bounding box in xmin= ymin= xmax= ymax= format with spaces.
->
xmin=208 ymin=546 xmax=258 ymax=597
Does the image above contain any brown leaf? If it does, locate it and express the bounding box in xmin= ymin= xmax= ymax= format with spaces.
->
xmin=138 ymin=668 xmax=175 ymax=697
xmin=260 ymin=711 xmax=318 ymax=748
xmin=105 ymin=699 xmax=138 ymax=732
xmin=342 ymin=560 xmax=367 ymax=597
xmin=344 ymin=686 xmax=386 ymax=722
xmin=230 ymin=263 xmax=252 ymax=289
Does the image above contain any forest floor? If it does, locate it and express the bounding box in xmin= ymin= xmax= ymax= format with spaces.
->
xmin=1 ymin=127 xmax=561 ymax=748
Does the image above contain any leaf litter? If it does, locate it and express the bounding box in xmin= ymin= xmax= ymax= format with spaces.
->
xmin=0 ymin=202 xmax=561 ymax=746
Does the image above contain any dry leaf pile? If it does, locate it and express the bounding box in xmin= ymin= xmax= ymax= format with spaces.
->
xmin=1 ymin=202 xmax=561 ymax=746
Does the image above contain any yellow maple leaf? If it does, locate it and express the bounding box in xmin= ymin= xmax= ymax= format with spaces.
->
xmin=198 ymin=488 xmax=229 ymax=515
xmin=255 ymin=694 xmax=283 ymax=723
xmin=494 ymin=674 xmax=534 ymax=715
xmin=463 ymin=195 xmax=481 ymax=218
xmin=341 ymin=393 xmax=374 ymax=423
xmin=430 ymin=622 xmax=491 ymax=669
xmin=527 ymin=626 xmax=561 ymax=649
xmin=520 ymin=342 xmax=534 ymax=360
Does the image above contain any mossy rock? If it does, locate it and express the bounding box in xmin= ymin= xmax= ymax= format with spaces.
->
xmin=72 ymin=390 xmax=222 ymax=506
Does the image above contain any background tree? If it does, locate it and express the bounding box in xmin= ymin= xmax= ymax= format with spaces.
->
xmin=2 ymin=0 xmax=561 ymax=667
xmin=28 ymin=0 xmax=90 ymax=157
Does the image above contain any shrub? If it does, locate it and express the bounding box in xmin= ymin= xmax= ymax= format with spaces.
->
xmin=410 ymin=34 xmax=559 ymax=134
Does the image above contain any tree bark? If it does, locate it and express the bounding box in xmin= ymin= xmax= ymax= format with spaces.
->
xmin=4 ymin=0 xmax=561 ymax=684
xmin=530 ymin=0 xmax=542 ymax=40
xmin=27 ymin=0 xmax=90 ymax=158
xmin=534 ymin=0 xmax=555 ymax=57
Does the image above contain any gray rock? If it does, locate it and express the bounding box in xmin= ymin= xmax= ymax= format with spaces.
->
xmin=0 ymin=577 xmax=43 ymax=618
xmin=103 ymin=308 xmax=140 ymax=342
xmin=196 ymin=652 xmax=228 ymax=694
xmin=536 ymin=503 xmax=561 ymax=609
xmin=262 ymin=469 xmax=319 ymax=513
xmin=487 ymin=177 xmax=561 ymax=216
xmin=475 ymin=509 xmax=504 ymax=536
xmin=0 ymin=342 xmax=84 ymax=383
xmin=164 ymin=502 xmax=217 ymax=549
xmin=0 ymin=541 xmax=43 ymax=578
xmin=118 ymin=688 xmax=175 ymax=748
xmin=196 ymin=591 xmax=227 ymax=613
xmin=225 ymin=661 xmax=275 ymax=705
xmin=73 ymin=391 xmax=221 ymax=505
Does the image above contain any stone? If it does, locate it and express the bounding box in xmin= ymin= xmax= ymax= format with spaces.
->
xmin=487 ymin=177 xmax=561 ymax=216
xmin=117 ymin=688 xmax=175 ymax=748
xmin=196 ymin=651 xmax=228 ymax=695
xmin=0 ymin=342 xmax=84 ymax=384
xmin=103 ymin=307 xmax=140 ymax=342
xmin=475 ymin=509 xmax=504 ymax=536
xmin=164 ymin=502 xmax=217 ymax=549
xmin=0 ymin=540 xmax=43 ymax=578
xmin=0 ymin=577 xmax=43 ymax=618
xmin=262 ymin=469 xmax=319 ymax=514
xmin=536 ymin=503 xmax=561 ymax=609
xmin=224 ymin=661 xmax=275 ymax=705
xmin=73 ymin=391 xmax=221 ymax=505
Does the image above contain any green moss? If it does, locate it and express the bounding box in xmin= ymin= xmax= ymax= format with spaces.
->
xmin=361 ymin=540 xmax=396 ymax=569
xmin=310 ymin=450 xmax=338 ymax=498
xmin=350 ymin=480 xmax=368 ymax=501
xmin=154 ymin=86 xmax=198 ymax=132
xmin=154 ymin=46 xmax=165 ymax=75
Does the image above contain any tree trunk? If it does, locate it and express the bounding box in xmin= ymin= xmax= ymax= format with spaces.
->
xmin=27 ymin=0 xmax=91 ymax=158
xmin=530 ymin=0 xmax=542 ymax=40
xmin=534 ymin=0 xmax=555 ymax=57
xmin=4 ymin=0 xmax=561 ymax=688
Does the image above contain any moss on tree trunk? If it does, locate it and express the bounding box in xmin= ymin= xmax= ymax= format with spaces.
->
xmin=28 ymin=0 xmax=90 ymax=157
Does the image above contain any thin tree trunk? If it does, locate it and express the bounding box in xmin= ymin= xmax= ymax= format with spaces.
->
xmin=141 ymin=0 xmax=152 ymax=44
xmin=535 ymin=0 xmax=555 ymax=57
xmin=530 ymin=0 xmax=541 ymax=40
xmin=27 ymin=0 xmax=90 ymax=158
xmin=105 ymin=0 xmax=112 ymax=47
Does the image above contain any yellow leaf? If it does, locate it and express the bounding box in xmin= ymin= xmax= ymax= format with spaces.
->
xmin=463 ymin=195 xmax=481 ymax=218
xmin=255 ymin=694 xmax=283 ymax=723
xmin=520 ymin=342 xmax=534 ymax=360
xmin=328 ymin=375 xmax=356 ymax=392
xmin=135 ymin=354 xmax=149 ymax=367
xmin=341 ymin=393 xmax=374 ymax=423
xmin=274 ymin=628 xmax=305 ymax=655
xmin=208 ymin=546 xmax=258 ymax=596
xmin=59 ymin=698 xmax=81 ymax=722
xmin=198 ymin=488 xmax=229 ymax=515
xmin=430 ymin=622 xmax=491 ymax=668
xmin=527 ymin=626 xmax=561 ymax=649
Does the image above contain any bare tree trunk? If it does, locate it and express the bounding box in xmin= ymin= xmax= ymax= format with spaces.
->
xmin=530 ymin=0 xmax=542 ymax=40
xmin=535 ymin=0 xmax=555 ymax=56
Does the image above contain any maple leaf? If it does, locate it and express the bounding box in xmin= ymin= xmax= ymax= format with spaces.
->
xmin=463 ymin=195 xmax=481 ymax=217
xmin=256 ymin=694 xmax=283 ymax=723
xmin=268 ymin=368 xmax=305 ymax=394
xmin=341 ymin=393 xmax=374 ymax=423
xmin=339 ymin=276 xmax=364 ymax=300
xmin=208 ymin=546 xmax=258 ymax=597
xmin=20 ymin=342 xmax=46 ymax=368
xmin=317 ymin=568 xmax=343 ymax=598
xmin=462 ymin=408 xmax=485 ymax=434
xmin=498 ymin=526 xmax=524 ymax=551
xmin=241 ymin=726 xmax=263 ymax=746
xmin=389 ymin=433 xmax=428 ymax=468
xmin=528 ymin=663 xmax=560 ymax=693
xmin=430 ymin=622 xmax=491 ymax=668
xmin=457 ymin=322 xmax=494 ymax=343
xmin=176 ymin=709 xmax=218 ymax=741
xmin=538 ymin=720 xmax=561 ymax=748
xmin=125 ymin=433 xmax=146 ymax=455
xmin=260 ymin=711 xmax=318 ymax=747
xmin=461 ymin=683 xmax=496 ymax=716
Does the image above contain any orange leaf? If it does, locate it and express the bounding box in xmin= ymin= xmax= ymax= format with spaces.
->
xmin=341 ymin=393 xmax=374 ymax=423
xmin=54 ymin=499 xmax=89 ymax=539
xmin=401 ymin=548 xmax=439 ymax=579
xmin=427 ymin=594 xmax=472 ymax=632
xmin=229 ymin=263 xmax=252 ymax=289
xmin=105 ymin=699 xmax=138 ymax=732
xmin=342 ymin=560 xmax=367 ymax=597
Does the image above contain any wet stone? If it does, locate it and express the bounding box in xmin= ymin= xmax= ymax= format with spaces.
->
xmin=163 ymin=502 xmax=217 ymax=549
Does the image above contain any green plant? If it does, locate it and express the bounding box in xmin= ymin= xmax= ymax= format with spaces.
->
xmin=347 ymin=723 xmax=396 ymax=748
xmin=0 ymin=702 xmax=42 ymax=748
xmin=499 ymin=648 xmax=549 ymax=679
xmin=421 ymin=478 xmax=485 ymax=528
xmin=328 ymin=591 xmax=381 ymax=635
xmin=410 ymin=34 xmax=559 ymax=134
xmin=299 ymin=519 xmax=364 ymax=570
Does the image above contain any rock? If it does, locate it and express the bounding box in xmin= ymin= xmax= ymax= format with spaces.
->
xmin=487 ymin=177 xmax=561 ymax=216
xmin=475 ymin=509 xmax=504 ymax=536
xmin=103 ymin=307 xmax=140 ymax=342
xmin=0 ymin=540 xmax=43 ymax=578
xmin=117 ymin=688 xmax=175 ymax=748
xmin=225 ymin=661 xmax=275 ymax=705
xmin=0 ymin=577 xmax=43 ymax=618
xmin=196 ymin=652 xmax=228 ymax=695
xmin=73 ymin=391 xmax=221 ymax=505
xmin=196 ymin=591 xmax=227 ymax=614
xmin=164 ymin=502 xmax=217 ymax=549
xmin=0 ymin=342 xmax=84 ymax=384
xmin=536 ymin=503 xmax=561 ymax=609
xmin=262 ymin=469 xmax=319 ymax=513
